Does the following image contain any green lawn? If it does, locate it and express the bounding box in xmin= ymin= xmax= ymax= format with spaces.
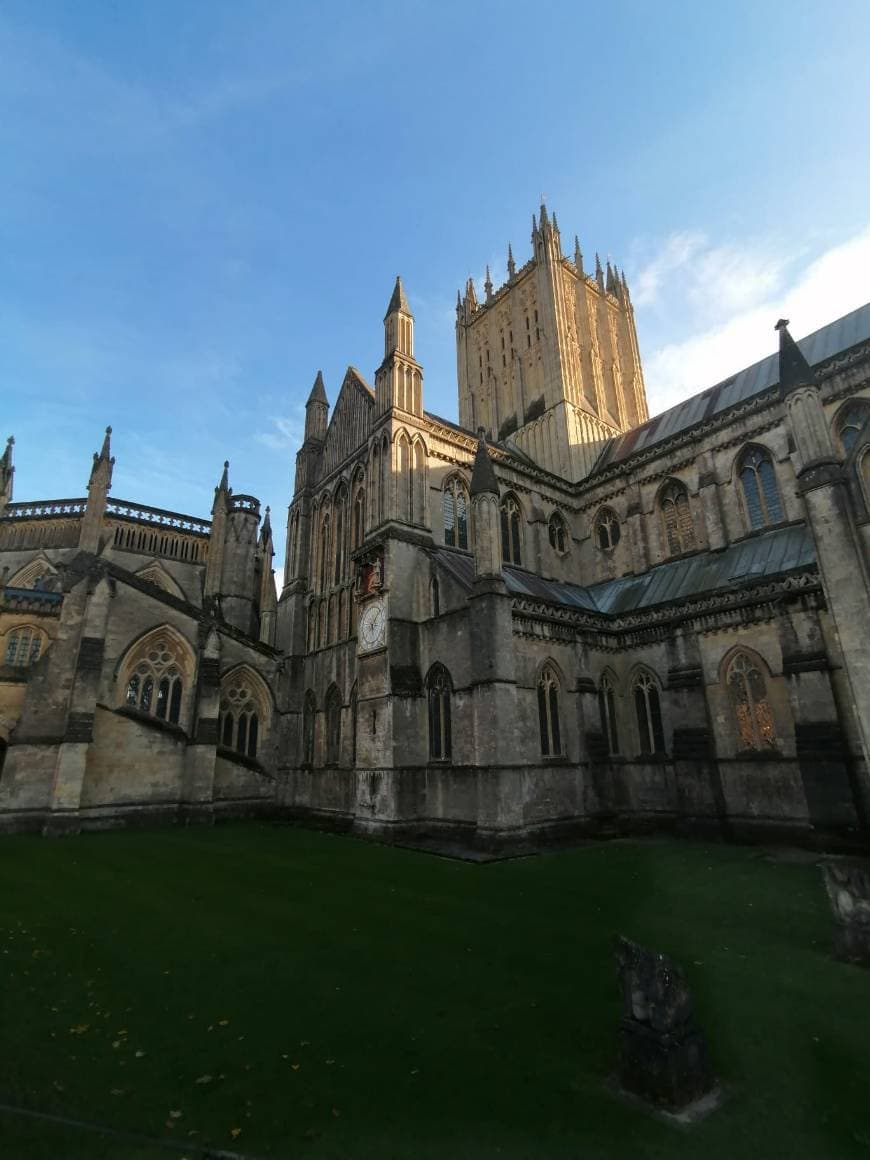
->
xmin=0 ymin=825 xmax=868 ymax=1160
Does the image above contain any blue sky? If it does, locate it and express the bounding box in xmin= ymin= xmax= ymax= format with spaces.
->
xmin=3 ymin=0 xmax=869 ymax=571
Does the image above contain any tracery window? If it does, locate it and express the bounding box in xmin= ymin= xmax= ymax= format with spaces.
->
xmin=333 ymin=488 xmax=347 ymax=586
xmin=659 ymin=482 xmax=696 ymax=555
xmin=427 ymin=664 xmax=452 ymax=761
xmin=598 ymin=674 xmax=619 ymax=755
xmin=4 ymin=626 xmax=46 ymax=668
xmin=632 ymin=671 xmax=665 ymax=756
xmin=442 ymin=476 xmax=468 ymax=549
xmin=325 ymin=685 xmax=342 ymax=765
xmin=500 ymin=494 xmax=522 ymax=565
xmin=538 ymin=665 xmax=562 ymax=757
xmin=219 ymin=669 xmax=267 ymax=760
xmin=594 ymin=507 xmax=621 ymax=551
xmin=726 ymin=652 xmax=777 ymax=752
xmin=318 ymin=511 xmax=331 ymax=591
xmin=836 ymin=401 xmax=869 ymax=455
xmin=398 ymin=434 xmax=413 ymax=523
xmin=122 ymin=631 xmax=188 ymax=726
xmin=302 ymin=691 xmax=316 ymax=765
xmin=548 ymin=512 xmax=568 ymax=554
xmin=738 ymin=446 xmax=783 ymax=530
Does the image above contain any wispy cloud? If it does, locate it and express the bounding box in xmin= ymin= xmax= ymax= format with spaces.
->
xmin=256 ymin=408 xmax=306 ymax=453
xmin=633 ymin=226 xmax=870 ymax=416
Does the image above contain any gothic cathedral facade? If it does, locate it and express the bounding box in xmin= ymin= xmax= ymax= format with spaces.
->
xmin=2 ymin=206 xmax=870 ymax=849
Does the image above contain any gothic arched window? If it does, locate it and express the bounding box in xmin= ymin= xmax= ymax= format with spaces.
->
xmin=412 ymin=439 xmax=426 ymax=524
xmin=442 ymin=476 xmax=468 ymax=549
xmin=594 ymin=507 xmax=621 ymax=551
xmin=302 ymin=691 xmax=316 ymax=765
xmin=427 ymin=664 xmax=452 ymax=761
xmin=538 ymin=665 xmax=562 ymax=756
xmin=501 ymin=494 xmax=522 ymax=565
xmin=4 ymin=625 xmax=46 ymax=667
xmin=219 ymin=668 xmax=268 ymax=760
xmin=398 ymin=434 xmax=412 ymax=523
xmin=333 ymin=487 xmax=347 ymax=586
xmin=726 ymin=652 xmax=777 ymax=752
xmin=371 ymin=443 xmax=380 ymax=527
xmin=659 ymin=481 xmax=696 ymax=556
xmin=318 ymin=510 xmax=331 ymax=591
xmin=836 ymin=401 xmax=870 ymax=456
xmin=352 ymin=486 xmax=365 ymax=549
xmin=598 ymin=674 xmax=619 ymax=755
xmin=120 ymin=628 xmax=191 ymax=727
xmin=633 ymin=671 xmax=665 ymax=755
xmin=738 ymin=446 xmax=783 ymax=530
xmin=325 ymin=685 xmax=342 ymax=765
xmin=548 ymin=512 xmax=568 ymax=554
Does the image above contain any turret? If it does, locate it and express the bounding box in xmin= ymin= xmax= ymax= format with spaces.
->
xmin=375 ymin=276 xmax=423 ymax=416
xmin=221 ymin=490 xmax=262 ymax=636
xmin=79 ymin=426 xmax=114 ymax=553
xmin=0 ymin=436 xmax=14 ymax=515
xmin=776 ymin=318 xmax=837 ymax=468
xmin=469 ymin=431 xmax=502 ymax=582
xmin=304 ymin=371 xmax=329 ymax=443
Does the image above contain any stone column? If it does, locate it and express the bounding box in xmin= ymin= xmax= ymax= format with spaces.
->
xmin=181 ymin=627 xmax=221 ymax=822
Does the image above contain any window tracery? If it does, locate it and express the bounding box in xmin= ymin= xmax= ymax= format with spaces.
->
xmin=598 ymin=674 xmax=619 ymax=755
xmin=632 ymin=671 xmax=665 ymax=755
xmin=219 ymin=669 xmax=268 ymax=760
xmin=500 ymin=494 xmax=522 ymax=565
xmin=726 ymin=652 xmax=777 ymax=752
xmin=659 ymin=482 xmax=696 ymax=556
xmin=538 ymin=665 xmax=562 ymax=757
xmin=738 ymin=446 xmax=783 ymax=530
xmin=121 ymin=630 xmax=190 ymax=726
xmin=548 ymin=512 xmax=568 ymax=554
xmin=4 ymin=625 xmax=46 ymax=667
xmin=836 ymin=401 xmax=869 ymax=456
xmin=594 ymin=507 xmax=621 ymax=551
xmin=443 ymin=476 xmax=469 ymax=549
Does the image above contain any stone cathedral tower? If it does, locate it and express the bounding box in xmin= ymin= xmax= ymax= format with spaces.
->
xmin=456 ymin=204 xmax=648 ymax=480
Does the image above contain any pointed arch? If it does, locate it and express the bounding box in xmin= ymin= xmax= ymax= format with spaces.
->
xmin=537 ymin=661 xmax=562 ymax=757
xmin=734 ymin=443 xmax=783 ymax=530
xmin=219 ymin=664 xmax=272 ymax=760
xmin=833 ymin=398 xmax=870 ymax=456
xmin=442 ymin=473 xmax=469 ymax=549
xmin=630 ymin=666 xmax=665 ymax=756
xmin=597 ymin=668 xmax=620 ymax=756
xmin=135 ymin=561 xmax=186 ymax=599
xmin=593 ymin=505 xmax=621 ymax=551
xmin=426 ymin=663 xmax=452 ymax=761
xmin=547 ymin=510 xmax=568 ymax=554
xmin=333 ymin=482 xmax=348 ymax=586
xmin=656 ymin=478 xmax=696 ymax=556
xmin=325 ymin=683 xmax=343 ymax=765
xmin=500 ymin=491 xmax=523 ymax=565
xmin=302 ymin=689 xmax=317 ymax=766
xmin=380 ymin=432 xmax=390 ymax=525
xmin=412 ymin=436 xmax=427 ymax=525
xmin=351 ymin=466 xmax=366 ymax=550
xmin=8 ymin=554 xmax=56 ymax=590
xmin=396 ymin=429 xmax=412 ymax=523
xmin=720 ymin=647 xmax=777 ymax=753
xmin=370 ymin=441 xmax=381 ymax=529
xmin=117 ymin=623 xmax=196 ymax=729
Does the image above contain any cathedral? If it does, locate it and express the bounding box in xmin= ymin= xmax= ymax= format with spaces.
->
xmin=1 ymin=205 xmax=869 ymax=850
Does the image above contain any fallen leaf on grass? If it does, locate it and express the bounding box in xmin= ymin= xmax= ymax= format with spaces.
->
xmin=194 ymin=1075 xmax=212 ymax=1085
xmin=134 ymin=1050 xmax=146 ymax=1058
xmin=291 ymin=1064 xmax=300 ymax=1071
xmin=169 ymin=1110 xmax=182 ymax=1119
xmin=230 ymin=1127 xmax=242 ymax=1139
xmin=69 ymin=1024 xmax=89 ymax=1035
xmin=218 ymin=1018 xmax=230 ymax=1026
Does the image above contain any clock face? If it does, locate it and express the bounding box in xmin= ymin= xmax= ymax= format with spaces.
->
xmin=359 ymin=598 xmax=386 ymax=651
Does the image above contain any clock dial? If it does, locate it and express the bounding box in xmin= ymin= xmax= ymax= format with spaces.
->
xmin=359 ymin=599 xmax=386 ymax=650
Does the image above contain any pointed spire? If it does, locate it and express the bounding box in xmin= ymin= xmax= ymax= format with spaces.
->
xmin=539 ymin=202 xmax=549 ymax=228
xmin=261 ymin=504 xmax=272 ymax=538
xmin=551 ymin=210 xmax=559 ymax=233
xmin=456 ymin=289 xmax=463 ymax=320
xmin=0 ymin=436 xmax=14 ymax=503
xmin=574 ymin=236 xmax=584 ymax=276
xmin=89 ymin=425 xmax=115 ymax=483
xmin=775 ymin=318 xmax=817 ymax=397
xmin=620 ymin=268 xmax=630 ymax=301
xmin=507 ymin=243 xmax=516 ymax=279
xmin=595 ymin=252 xmax=604 ymax=290
xmin=219 ymin=460 xmax=229 ymax=491
xmin=531 ymin=212 xmax=538 ymax=246
xmin=465 ymin=276 xmax=478 ymax=311
xmin=0 ymin=435 xmax=13 ymax=472
xmin=605 ymin=260 xmax=616 ymax=294
xmin=385 ymin=275 xmax=411 ymax=318
xmin=470 ymin=429 xmax=500 ymax=497
xmin=307 ymin=370 xmax=328 ymax=405
xmin=484 ymin=264 xmax=493 ymax=303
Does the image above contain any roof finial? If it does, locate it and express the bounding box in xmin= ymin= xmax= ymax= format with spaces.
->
xmin=595 ymin=252 xmax=604 ymax=290
xmin=574 ymin=235 xmax=584 ymax=276
xmin=385 ymin=275 xmax=411 ymax=318
xmin=307 ymin=370 xmax=328 ymax=406
xmin=484 ymin=264 xmax=493 ymax=303
xmin=507 ymin=243 xmax=516 ymax=278
xmin=775 ymin=317 xmax=817 ymax=397
xmin=470 ymin=429 xmax=500 ymax=497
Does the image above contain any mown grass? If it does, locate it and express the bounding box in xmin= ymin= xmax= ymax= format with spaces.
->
xmin=0 ymin=824 xmax=868 ymax=1159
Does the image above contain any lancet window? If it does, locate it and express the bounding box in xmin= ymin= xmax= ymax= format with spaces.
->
xmin=594 ymin=507 xmax=621 ymax=551
xmin=538 ymin=665 xmax=562 ymax=757
xmin=500 ymin=494 xmax=522 ymax=565
xmin=726 ymin=652 xmax=777 ymax=752
xmin=738 ymin=446 xmax=783 ymax=530
xmin=632 ymin=671 xmax=665 ymax=756
xmin=548 ymin=512 xmax=568 ymax=554
xmin=598 ymin=674 xmax=620 ymax=755
xmin=443 ymin=476 xmax=469 ymax=549
xmin=836 ymin=401 xmax=869 ymax=455
xmin=659 ymin=482 xmax=696 ymax=556
xmin=219 ymin=669 xmax=268 ymax=760
xmin=427 ymin=664 xmax=452 ymax=762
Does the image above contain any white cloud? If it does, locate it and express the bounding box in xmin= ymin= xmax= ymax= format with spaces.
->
xmin=256 ymin=409 xmax=305 ymax=452
xmin=638 ymin=226 xmax=870 ymax=416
